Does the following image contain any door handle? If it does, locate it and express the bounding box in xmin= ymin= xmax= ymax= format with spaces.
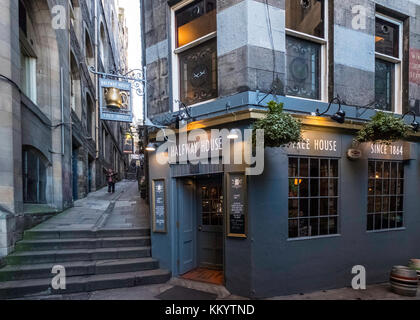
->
xmin=198 ymin=225 xmax=203 ymax=231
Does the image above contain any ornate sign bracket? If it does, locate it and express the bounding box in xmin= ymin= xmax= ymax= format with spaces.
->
xmin=89 ymin=66 xmax=147 ymax=97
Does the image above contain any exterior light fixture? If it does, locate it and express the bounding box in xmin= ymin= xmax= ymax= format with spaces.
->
xmin=227 ymin=129 xmax=239 ymax=140
xmin=402 ymin=111 xmax=419 ymax=132
xmin=145 ymin=143 xmax=156 ymax=152
xmin=315 ymin=96 xmax=346 ymax=124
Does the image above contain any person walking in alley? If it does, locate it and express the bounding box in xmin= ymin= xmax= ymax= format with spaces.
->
xmin=106 ymin=169 xmax=117 ymax=193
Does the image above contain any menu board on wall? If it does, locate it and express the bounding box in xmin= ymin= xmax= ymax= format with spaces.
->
xmin=227 ymin=173 xmax=247 ymax=238
xmin=152 ymin=179 xmax=166 ymax=233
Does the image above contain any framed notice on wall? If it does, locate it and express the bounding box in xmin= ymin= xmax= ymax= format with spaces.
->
xmin=152 ymin=179 xmax=167 ymax=233
xmin=227 ymin=173 xmax=247 ymax=238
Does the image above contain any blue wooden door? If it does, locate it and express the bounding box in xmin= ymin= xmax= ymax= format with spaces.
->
xmin=178 ymin=178 xmax=196 ymax=275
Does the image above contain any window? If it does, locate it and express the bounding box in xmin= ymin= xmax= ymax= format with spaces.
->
xmin=23 ymin=148 xmax=47 ymax=204
xmin=375 ymin=14 xmax=403 ymax=112
xmin=367 ymin=160 xmax=404 ymax=231
xmin=86 ymin=93 xmax=95 ymax=140
xmin=288 ymin=157 xmax=339 ymax=239
xmin=19 ymin=0 xmax=37 ymax=103
xmin=70 ymin=53 xmax=81 ymax=117
xmin=285 ymin=0 xmax=326 ymax=101
xmin=173 ymin=0 xmax=218 ymax=106
xmin=102 ymin=128 xmax=108 ymax=158
xmin=99 ymin=23 xmax=108 ymax=68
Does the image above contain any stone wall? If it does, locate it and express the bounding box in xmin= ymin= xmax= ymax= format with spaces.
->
xmin=144 ymin=0 xmax=420 ymax=116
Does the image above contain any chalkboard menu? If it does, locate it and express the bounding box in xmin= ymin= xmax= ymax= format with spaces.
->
xmin=152 ymin=179 xmax=167 ymax=233
xmin=227 ymin=173 xmax=247 ymax=238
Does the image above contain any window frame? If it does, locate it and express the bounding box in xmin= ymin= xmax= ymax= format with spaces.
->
xmin=287 ymin=156 xmax=341 ymax=240
xmin=285 ymin=0 xmax=329 ymax=102
xmin=366 ymin=159 xmax=405 ymax=233
xmin=170 ymin=0 xmax=218 ymax=111
xmin=374 ymin=13 xmax=403 ymax=114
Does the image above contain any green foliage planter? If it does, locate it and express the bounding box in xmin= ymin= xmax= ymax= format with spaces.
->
xmin=355 ymin=111 xmax=410 ymax=145
xmin=253 ymin=101 xmax=302 ymax=148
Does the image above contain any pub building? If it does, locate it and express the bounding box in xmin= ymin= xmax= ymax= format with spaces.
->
xmin=142 ymin=0 xmax=420 ymax=298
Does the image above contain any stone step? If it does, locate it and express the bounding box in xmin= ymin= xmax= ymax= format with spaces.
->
xmin=24 ymin=228 xmax=150 ymax=240
xmin=0 ymin=269 xmax=171 ymax=299
xmin=6 ymin=247 xmax=151 ymax=265
xmin=0 ymin=257 xmax=160 ymax=282
xmin=15 ymin=236 xmax=151 ymax=252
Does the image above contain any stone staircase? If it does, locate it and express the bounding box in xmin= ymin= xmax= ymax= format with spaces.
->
xmin=0 ymin=228 xmax=170 ymax=299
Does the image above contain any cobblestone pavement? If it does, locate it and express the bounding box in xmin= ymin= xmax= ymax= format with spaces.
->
xmin=32 ymin=180 xmax=148 ymax=231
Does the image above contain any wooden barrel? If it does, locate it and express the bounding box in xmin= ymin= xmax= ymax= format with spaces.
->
xmin=390 ymin=266 xmax=418 ymax=297
xmin=408 ymin=259 xmax=420 ymax=283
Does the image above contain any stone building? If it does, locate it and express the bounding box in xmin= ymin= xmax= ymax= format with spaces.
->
xmin=143 ymin=0 xmax=420 ymax=297
xmin=0 ymin=0 xmax=130 ymax=257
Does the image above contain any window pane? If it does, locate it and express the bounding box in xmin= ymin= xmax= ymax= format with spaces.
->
xmin=320 ymin=217 xmax=328 ymax=235
xmin=367 ymin=214 xmax=374 ymax=231
xmin=375 ymin=179 xmax=383 ymax=195
xmin=368 ymin=161 xmax=376 ymax=178
xmin=300 ymin=158 xmax=309 ymax=177
xmin=375 ymin=59 xmax=394 ymax=111
xmin=368 ymin=179 xmax=375 ymax=195
xmin=375 ymin=18 xmax=399 ymax=58
xmin=320 ymin=198 xmax=328 ymax=216
xmin=286 ymin=36 xmax=321 ymax=100
xmin=398 ymin=162 xmax=404 ymax=179
xmin=289 ymin=157 xmax=298 ymax=177
xmin=289 ymin=219 xmax=298 ymax=238
xmin=329 ymin=217 xmax=338 ymax=235
xmin=389 ymin=213 xmax=396 ymax=229
xmin=176 ymin=0 xmax=216 ymax=48
xmin=329 ymin=179 xmax=338 ymax=196
xmin=329 ymin=198 xmax=337 ymax=216
xmin=289 ymin=199 xmax=298 ymax=218
xmin=320 ymin=178 xmax=328 ymax=196
xmin=179 ymin=38 xmax=218 ymax=105
xmin=374 ymin=214 xmax=382 ymax=230
xmin=310 ymin=198 xmax=319 ymax=216
xmin=391 ymin=162 xmax=398 ymax=178
xmin=289 ymin=179 xmax=299 ymax=197
xmin=330 ymin=160 xmax=338 ymax=177
xmin=299 ymin=199 xmax=309 ymax=217
xmin=309 ymin=218 xmax=319 ymax=236
xmin=300 ymin=179 xmax=309 ymax=197
xmin=299 ymin=219 xmax=309 ymax=237
xmin=286 ymin=0 xmax=324 ymax=38
xmin=310 ymin=158 xmax=319 ymax=177
xmin=320 ymin=159 xmax=329 ymax=177
xmin=383 ymin=162 xmax=390 ymax=178
xmin=310 ymin=179 xmax=319 ymax=196
xmin=375 ymin=197 xmax=382 ymax=213
xmin=382 ymin=213 xmax=389 ymax=229
xmin=368 ymin=197 xmax=374 ymax=213
xmin=396 ymin=213 xmax=403 ymax=228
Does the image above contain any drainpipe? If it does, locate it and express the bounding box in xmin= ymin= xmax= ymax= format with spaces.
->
xmin=94 ymin=0 xmax=99 ymax=159
xmin=140 ymin=0 xmax=150 ymax=202
xmin=60 ymin=67 xmax=64 ymax=156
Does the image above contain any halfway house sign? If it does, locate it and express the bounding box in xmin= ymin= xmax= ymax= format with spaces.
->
xmin=99 ymin=78 xmax=133 ymax=123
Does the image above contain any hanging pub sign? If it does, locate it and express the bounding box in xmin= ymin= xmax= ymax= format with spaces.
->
xmin=123 ymin=134 xmax=134 ymax=154
xmin=152 ymin=179 xmax=167 ymax=233
xmin=99 ymin=78 xmax=133 ymax=123
xmin=227 ymin=173 xmax=247 ymax=238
